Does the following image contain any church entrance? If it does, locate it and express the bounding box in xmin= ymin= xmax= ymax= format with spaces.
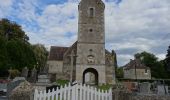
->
xmin=83 ymin=68 xmax=98 ymax=85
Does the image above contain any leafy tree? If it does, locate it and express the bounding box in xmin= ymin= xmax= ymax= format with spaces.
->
xmin=135 ymin=51 xmax=168 ymax=79
xmin=0 ymin=18 xmax=28 ymax=41
xmin=32 ymin=44 xmax=48 ymax=70
xmin=0 ymin=36 xmax=9 ymax=76
xmin=116 ymin=67 xmax=123 ymax=78
xmin=165 ymin=46 xmax=170 ymax=71
xmin=0 ymin=18 xmax=37 ymax=77
xmin=6 ymin=39 xmax=36 ymax=70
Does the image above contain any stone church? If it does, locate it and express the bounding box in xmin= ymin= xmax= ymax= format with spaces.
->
xmin=47 ymin=0 xmax=117 ymax=85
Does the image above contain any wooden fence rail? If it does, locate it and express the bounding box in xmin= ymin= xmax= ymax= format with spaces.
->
xmin=34 ymin=83 xmax=112 ymax=100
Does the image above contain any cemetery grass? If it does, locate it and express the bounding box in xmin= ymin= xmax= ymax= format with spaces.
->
xmin=97 ymin=84 xmax=112 ymax=91
xmin=56 ymin=79 xmax=69 ymax=87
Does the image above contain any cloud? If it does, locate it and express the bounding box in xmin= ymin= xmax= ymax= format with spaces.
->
xmin=0 ymin=0 xmax=13 ymax=18
xmin=0 ymin=0 xmax=170 ymax=66
xmin=104 ymin=0 xmax=170 ymax=65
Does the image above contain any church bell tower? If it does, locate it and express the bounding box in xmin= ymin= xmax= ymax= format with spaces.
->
xmin=76 ymin=0 xmax=106 ymax=85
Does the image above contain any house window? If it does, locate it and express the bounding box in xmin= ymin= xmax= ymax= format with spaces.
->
xmin=145 ymin=69 xmax=148 ymax=74
xmin=89 ymin=8 xmax=94 ymax=17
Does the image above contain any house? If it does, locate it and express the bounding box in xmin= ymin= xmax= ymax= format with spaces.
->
xmin=123 ymin=59 xmax=151 ymax=79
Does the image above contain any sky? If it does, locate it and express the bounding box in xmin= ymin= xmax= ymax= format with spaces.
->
xmin=0 ymin=0 xmax=170 ymax=66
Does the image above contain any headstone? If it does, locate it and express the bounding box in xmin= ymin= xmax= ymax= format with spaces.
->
xmin=36 ymin=75 xmax=50 ymax=85
xmin=157 ymin=85 xmax=168 ymax=95
xmin=9 ymin=81 xmax=34 ymax=100
xmin=139 ymin=82 xmax=151 ymax=94
xmin=30 ymin=67 xmax=37 ymax=83
xmin=21 ymin=67 xmax=28 ymax=79
xmin=7 ymin=77 xmax=25 ymax=98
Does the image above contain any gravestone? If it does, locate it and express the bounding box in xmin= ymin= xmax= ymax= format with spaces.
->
xmin=7 ymin=77 xmax=25 ymax=99
xmin=36 ymin=65 xmax=50 ymax=86
xmin=157 ymin=85 xmax=168 ymax=95
xmin=139 ymin=82 xmax=151 ymax=94
xmin=36 ymin=75 xmax=50 ymax=85
xmin=9 ymin=81 xmax=34 ymax=100
xmin=21 ymin=67 xmax=28 ymax=79
xmin=30 ymin=67 xmax=37 ymax=83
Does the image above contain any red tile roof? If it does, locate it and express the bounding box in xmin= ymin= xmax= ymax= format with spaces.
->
xmin=124 ymin=59 xmax=149 ymax=70
xmin=48 ymin=46 xmax=68 ymax=61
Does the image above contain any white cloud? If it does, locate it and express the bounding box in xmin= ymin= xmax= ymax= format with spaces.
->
xmin=0 ymin=0 xmax=13 ymax=18
xmin=0 ymin=0 xmax=13 ymax=7
xmin=0 ymin=0 xmax=170 ymax=66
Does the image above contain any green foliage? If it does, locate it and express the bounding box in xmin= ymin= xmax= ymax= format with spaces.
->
xmin=32 ymin=44 xmax=48 ymax=69
xmin=116 ymin=67 xmax=123 ymax=78
xmin=9 ymin=69 xmax=20 ymax=79
xmin=97 ymin=84 xmax=112 ymax=91
xmin=0 ymin=18 xmax=27 ymax=41
xmin=6 ymin=39 xmax=36 ymax=70
xmin=134 ymin=51 xmax=168 ymax=79
xmin=0 ymin=18 xmax=48 ymax=77
xmin=56 ymin=79 xmax=69 ymax=87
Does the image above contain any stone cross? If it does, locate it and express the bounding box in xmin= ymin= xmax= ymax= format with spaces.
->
xmin=21 ymin=67 xmax=28 ymax=79
xmin=30 ymin=67 xmax=37 ymax=83
xmin=69 ymin=50 xmax=77 ymax=83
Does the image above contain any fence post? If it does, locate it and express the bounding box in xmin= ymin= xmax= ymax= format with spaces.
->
xmin=63 ymin=84 xmax=67 ymax=100
xmin=83 ymin=84 xmax=86 ymax=100
xmin=90 ymin=87 xmax=93 ymax=100
xmin=79 ymin=83 xmax=82 ymax=100
xmin=109 ymin=88 xmax=112 ymax=100
xmin=42 ymin=90 xmax=46 ymax=100
xmin=34 ymin=89 xmax=38 ymax=100
xmin=68 ymin=83 xmax=71 ymax=100
xmin=55 ymin=87 xmax=59 ymax=100
xmin=98 ymin=89 xmax=101 ymax=100
xmin=71 ymin=85 xmax=75 ymax=100
xmin=94 ymin=88 xmax=97 ymax=100
xmin=47 ymin=89 xmax=50 ymax=100
xmin=51 ymin=88 xmax=54 ymax=100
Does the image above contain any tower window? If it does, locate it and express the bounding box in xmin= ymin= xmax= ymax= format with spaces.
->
xmin=89 ymin=29 xmax=93 ymax=32
xmin=89 ymin=8 xmax=94 ymax=17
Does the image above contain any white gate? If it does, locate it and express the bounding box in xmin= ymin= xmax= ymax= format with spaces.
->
xmin=34 ymin=83 xmax=112 ymax=100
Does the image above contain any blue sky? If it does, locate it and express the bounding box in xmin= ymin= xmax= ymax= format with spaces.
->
xmin=0 ymin=0 xmax=170 ymax=66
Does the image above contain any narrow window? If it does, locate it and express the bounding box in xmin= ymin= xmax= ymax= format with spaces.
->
xmin=89 ymin=8 xmax=94 ymax=17
xmin=89 ymin=29 xmax=93 ymax=32
xmin=145 ymin=69 xmax=148 ymax=73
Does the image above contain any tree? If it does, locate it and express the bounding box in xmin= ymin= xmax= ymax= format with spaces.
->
xmin=6 ymin=39 xmax=36 ymax=70
xmin=165 ymin=46 xmax=170 ymax=71
xmin=0 ymin=18 xmax=35 ymax=77
xmin=134 ymin=51 xmax=168 ymax=79
xmin=0 ymin=18 xmax=27 ymax=41
xmin=32 ymin=44 xmax=48 ymax=70
xmin=116 ymin=67 xmax=123 ymax=78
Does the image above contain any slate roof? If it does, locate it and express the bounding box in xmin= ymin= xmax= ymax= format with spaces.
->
xmin=48 ymin=46 xmax=68 ymax=61
xmin=124 ymin=59 xmax=149 ymax=70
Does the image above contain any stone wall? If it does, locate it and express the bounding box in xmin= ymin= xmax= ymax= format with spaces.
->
xmin=47 ymin=60 xmax=63 ymax=73
xmin=112 ymin=90 xmax=170 ymax=100
xmin=9 ymin=81 xmax=34 ymax=100
xmin=131 ymin=95 xmax=170 ymax=100
xmin=124 ymin=69 xmax=151 ymax=79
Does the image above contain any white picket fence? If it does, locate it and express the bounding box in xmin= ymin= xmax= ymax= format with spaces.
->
xmin=34 ymin=83 xmax=112 ymax=100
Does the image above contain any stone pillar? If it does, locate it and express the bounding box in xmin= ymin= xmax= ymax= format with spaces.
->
xmin=21 ymin=67 xmax=28 ymax=79
xmin=9 ymin=81 xmax=34 ymax=100
xmin=30 ymin=67 xmax=37 ymax=83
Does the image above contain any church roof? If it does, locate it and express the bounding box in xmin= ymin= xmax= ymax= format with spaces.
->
xmin=48 ymin=46 xmax=69 ymax=61
xmin=124 ymin=59 xmax=149 ymax=70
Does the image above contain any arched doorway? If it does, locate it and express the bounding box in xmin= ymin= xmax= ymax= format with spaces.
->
xmin=83 ymin=68 xmax=98 ymax=85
